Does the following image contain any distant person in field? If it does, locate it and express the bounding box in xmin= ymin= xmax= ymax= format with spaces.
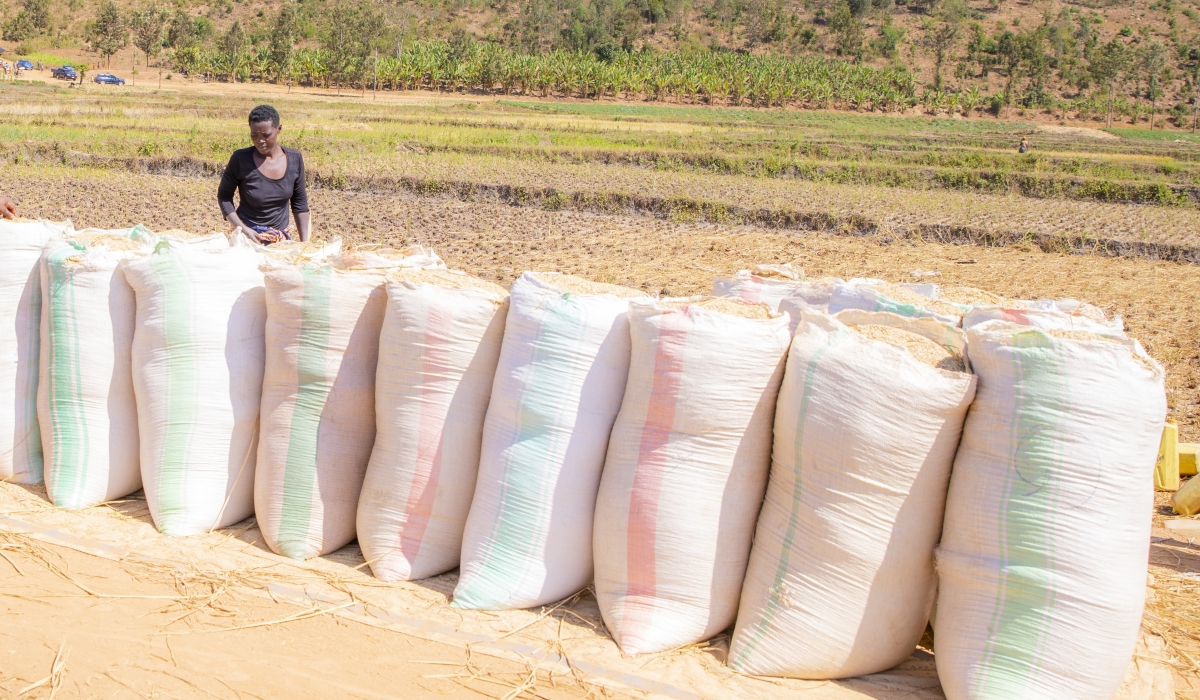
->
xmin=217 ymin=104 xmax=310 ymax=244
xmin=1018 ymin=137 xmax=1030 ymax=154
xmin=0 ymin=195 xmax=16 ymax=219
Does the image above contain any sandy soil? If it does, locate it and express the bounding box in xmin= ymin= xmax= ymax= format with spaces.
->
xmin=0 ymin=482 xmax=955 ymax=700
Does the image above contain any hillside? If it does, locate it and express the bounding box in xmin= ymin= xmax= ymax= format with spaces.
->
xmin=3 ymin=0 xmax=1199 ymax=126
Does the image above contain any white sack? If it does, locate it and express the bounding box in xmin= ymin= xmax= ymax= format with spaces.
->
xmin=593 ymin=299 xmax=790 ymax=654
xmin=0 ymin=219 xmax=69 ymax=484
xmin=729 ymin=310 xmax=976 ymax=678
xmin=453 ymin=272 xmax=645 ymax=610
xmin=935 ymin=322 xmax=1165 ymax=700
xmin=712 ymin=264 xmax=802 ymax=312
xmin=39 ymin=230 xmax=153 ymax=509
xmin=255 ymin=248 xmax=444 ymax=560
xmin=125 ymin=236 xmax=266 ymax=536
xmin=962 ymin=298 xmax=1124 ymax=336
xmin=828 ymin=280 xmax=960 ymax=325
xmin=357 ymin=271 xmax=508 ymax=581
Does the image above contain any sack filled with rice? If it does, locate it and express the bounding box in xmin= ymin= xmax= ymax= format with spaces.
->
xmin=255 ymin=246 xmax=445 ymax=560
xmin=454 ymin=272 xmax=647 ymax=610
xmin=935 ymin=322 xmax=1164 ymax=699
xmin=593 ymin=297 xmax=790 ymax=654
xmin=357 ymin=269 xmax=508 ymax=581
xmin=125 ymin=234 xmax=266 ymax=536
xmin=729 ymin=309 xmax=975 ymax=678
xmin=38 ymin=227 xmax=156 ymax=509
xmin=712 ymin=264 xmax=803 ymax=312
xmin=0 ymin=218 xmax=71 ymax=484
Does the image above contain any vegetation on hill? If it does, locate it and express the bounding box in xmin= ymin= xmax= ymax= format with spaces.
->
xmin=4 ymin=0 xmax=1200 ymax=125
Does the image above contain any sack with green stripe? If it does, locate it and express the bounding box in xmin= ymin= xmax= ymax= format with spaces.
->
xmin=453 ymin=272 xmax=647 ymax=610
xmin=592 ymin=297 xmax=790 ymax=654
xmin=255 ymin=247 xmax=445 ymax=560
xmin=357 ymin=269 xmax=508 ymax=582
xmin=38 ymin=227 xmax=156 ymax=509
xmin=935 ymin=321 xmax=1165 ymax=700
xmin=125 ymin=234 xmax=267 ymax=536
xmin=0 ymin=218 xmax=70 ymax=485
xmin=728 ymin=310 xmax=975 ymax=679
xmin=829 ymin=280 xmax=962 ymax=326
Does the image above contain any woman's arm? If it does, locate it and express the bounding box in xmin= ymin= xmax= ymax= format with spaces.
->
xmin=291 ymin=151 xmax=311 ymax=242
xmin=294 ymin=211 xmax=311 ymax=242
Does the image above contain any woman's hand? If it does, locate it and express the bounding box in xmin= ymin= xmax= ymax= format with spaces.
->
xmin=0 ymin=195 xmax=16 ymax=220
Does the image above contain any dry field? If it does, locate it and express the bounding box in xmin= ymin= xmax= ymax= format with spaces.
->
xmin=4 ymin=82 xmax=1200 ymax=698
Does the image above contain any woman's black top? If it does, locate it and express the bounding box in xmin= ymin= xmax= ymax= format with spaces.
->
xmin=217 ymin=147 xmax=309 ymax=231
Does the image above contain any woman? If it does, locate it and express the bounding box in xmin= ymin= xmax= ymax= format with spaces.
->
xmin=218 ymin=105 xmax=310 ymax=244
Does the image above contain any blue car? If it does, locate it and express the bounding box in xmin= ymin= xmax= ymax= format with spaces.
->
xmin=93 ymin=73 xmax=124 ymax=85
xmin=15 ymin=59 xmax=32 ymax=70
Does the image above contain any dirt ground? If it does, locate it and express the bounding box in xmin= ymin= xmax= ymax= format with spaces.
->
xmin=0 ymin=482 xmax=959 ymax=700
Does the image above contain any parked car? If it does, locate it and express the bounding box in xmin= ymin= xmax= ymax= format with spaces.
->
xmin=93 ymin=73 xmax=124 ymax=85
xmin=15 ymin=59 xmax=32 ymax=70
xmin=50 ymin=65 xmax=77 ymax=80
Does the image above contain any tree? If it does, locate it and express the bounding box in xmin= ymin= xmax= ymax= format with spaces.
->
xmin=89 ymin=0 xmax=129 ymax=67
xmin=322 ymin=1 xmax=384 ymax=93
xmin=269 ymin=4 xmax=297 ymax=87
xmin=1088 ymin=38 xmax=1128 ymax=128
xmin=2 ymin=0 xmax=50 ymax=42
xmin=1139 ymin=40 xmax=1168 ymax=129
xmin=923 ymin=0 xmax=963 ymax=92
xmin=130 ymin=6 xmax=168 ymax=66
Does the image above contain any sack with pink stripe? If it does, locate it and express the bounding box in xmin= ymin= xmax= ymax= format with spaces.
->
xmin=593 ymin=298 xmax=790 ymax=655
xmin=357 ymin=270 xmax=508 ymax=582
xmin=712 ymin=264 xmax=802 ymax=312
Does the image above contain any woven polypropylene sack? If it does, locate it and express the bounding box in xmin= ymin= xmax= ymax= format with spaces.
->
xmin=712 ymin=265 xmax=803 ymax=312
xmin=453 ymin=272 xmax=645 ymax=610
xmin=828 ymin=280 xmax=961 ymax=325
xmin=728 ymin=310 xmax=976 ymax=678
xmin=357 ymin=272 xmax=508 ymax=581
xmin=935 ymin=322 xmax=1165 ymax=700
xmin=593 ymin=300 xmax=790 ymax=655
xmin=256 ymin=248 xmax=444 ymax=560
xmin=125 ymin=236 xmax=266 ymax=536
xmin=962 ymin=299 xmax=1124 ymax=336
xmin=0 ymin=219 xmax=69 ymax=484
xmin=38 ymin=232 xmax=154 ymax=509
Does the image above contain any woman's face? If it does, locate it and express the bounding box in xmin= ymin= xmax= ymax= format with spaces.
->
xmin=250 ymin=120 xmax=280 ymax=155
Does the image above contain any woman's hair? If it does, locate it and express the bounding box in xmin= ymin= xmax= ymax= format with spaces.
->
xmin=249 ymin=104 xmax=281 ymax=128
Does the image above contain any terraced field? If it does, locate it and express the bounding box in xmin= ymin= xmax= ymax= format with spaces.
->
xmin=3 ymin=81 xmax=1200 ymax=440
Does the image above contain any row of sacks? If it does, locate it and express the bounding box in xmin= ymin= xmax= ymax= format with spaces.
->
xmin=0 ymin=221 xmax=1165 ymax=699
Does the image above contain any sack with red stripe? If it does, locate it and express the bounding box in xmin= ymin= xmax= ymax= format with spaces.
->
xmin=712 ymin=264 xmax=802 ymax=312
xmin=357 ymin=270 xmax=508 ymax=581
xmin=728 ymin=310 xmax=976 ymax=679
xmin=593 ymin=297 xmax=790 ymax=655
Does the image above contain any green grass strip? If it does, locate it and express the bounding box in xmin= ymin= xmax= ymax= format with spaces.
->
xmin=277 ymin=265 xmax=333 ymax=560
xmin=148 ymin=246 xmax=198 ymax=536
xmin=974 ymin=330 xmax=1066 ymax=697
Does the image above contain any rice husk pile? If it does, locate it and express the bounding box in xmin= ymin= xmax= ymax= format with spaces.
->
xmin=391 ymin=268 xmax=507 ymax=295
xmin=871 ymin=282 xmax=962 ymax=318
xmin=939 ymin=285 xmax=1004 ymax=306
xmin=70 ymin=232 xmax=148 ymax=251
xmin=852 ymin=323 xmax=965 ymax=372
xmin=536 ymin=272 xmax=647 ymax=298
xmin=155 ymin=229 xmax=211 ymax=240
xmin=661 ymin=297 xmax=773 ymax=319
